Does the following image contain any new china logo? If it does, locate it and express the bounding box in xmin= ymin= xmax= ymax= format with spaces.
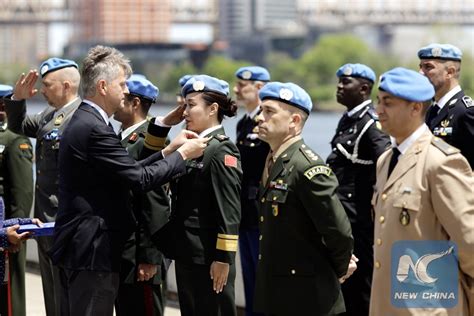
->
xmin=391 ymin=240 xmax=458 ymax=308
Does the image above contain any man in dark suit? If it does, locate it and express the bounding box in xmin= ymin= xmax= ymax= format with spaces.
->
xmin=49 ymin=45 xmax=209 ymax=316
xmin=418 ymin=43 xmax=474 ymax=169
xmin=5 ymin=58 xmax=81 ymax=316
xmin=254 ymin=82 xmax=356 ymax=316
xmin=113 ymin=74 xmax=169 ymax=316
xmin=233 ymin=66 xmax=270 ymax=316
xmin=327 ymin=63 xmax=390 ymax=315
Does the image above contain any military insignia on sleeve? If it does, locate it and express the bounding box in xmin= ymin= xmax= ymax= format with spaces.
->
xmin=462 ymin=96 xmax=473 ymax=108
xmin=304 ymin=165 xmax=332 ymax=180
xmin=54 ymin=113 xmax=64 ymax=126
xmin=19 ymin=143 xmax=30 ymax=150
xmin=224 ymin=154 xmax=237 ymax=168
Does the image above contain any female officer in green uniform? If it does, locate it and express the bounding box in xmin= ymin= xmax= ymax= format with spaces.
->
xmin=152 ymin=75 xmax=242 ymax=316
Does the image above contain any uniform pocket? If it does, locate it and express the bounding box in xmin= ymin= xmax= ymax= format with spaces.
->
xmin=393 ymin=191 xmax=421 ymax=212
xmin=265 ymin=189 xmax=288 ymax=203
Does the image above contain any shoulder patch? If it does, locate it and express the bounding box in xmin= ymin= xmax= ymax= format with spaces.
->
xmin=431 ymin=137 xmax=460 ymax=155
xmin=299 ymin=145 xmax=319 ymax=162
xmin=304 ymin=165 xmax=332 ymax=180
xmin=214 ymin=134 xmax=229 ymax=142
xmin=19 ymin=143 xmax=30 ymax=150
xmin=462 ymin=96 xmax=473 ymax=108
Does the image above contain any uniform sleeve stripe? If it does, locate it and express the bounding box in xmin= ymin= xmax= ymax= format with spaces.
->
xmin=217 ymin=233 xmax=239 ymax=240
xmin=144 ymin=134 xmax=166 ymax=151
xmin=216 ymin=238 xmax=238 ymax=252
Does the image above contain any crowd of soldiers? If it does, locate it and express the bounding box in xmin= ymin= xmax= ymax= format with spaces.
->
xmin=0 ymin=42 xmax=473 ymax=316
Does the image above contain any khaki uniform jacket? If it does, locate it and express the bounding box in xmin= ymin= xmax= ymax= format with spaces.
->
xmin=370 ymin=129 xmax=474 ymax=316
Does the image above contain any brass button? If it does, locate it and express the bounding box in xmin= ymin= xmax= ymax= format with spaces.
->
xmin=291 ymin=269 xmax=296 ymax=275
xmin=379 ymin=216 xmax=385 ymax=223
xmin=272 ymin=196 xmax=277 ymax=201
xmin=259 ymin=235 xmax=262 ymax=241
xmin=258 ymin=254 xmax=262 ymax=260
xmin=381 ymin=194 xmax=387 ymax=201
xmin=347 ymin=193 xmax=352 ymax=198
xmin=260 ymin=216 xmax=264 ymax=222
xmin=375 ymin=261 xmax=381 ymax=269
xmin=376 ymin=238 xmax=382 ymax=246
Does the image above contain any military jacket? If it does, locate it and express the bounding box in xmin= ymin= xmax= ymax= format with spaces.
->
xmin=154 ymin=127 xmax=242 ymax=265
xmin=0 ymin=123 xmax=33 ymax=220
xmin=119 ymin=120 xmax=169 ymax=285
xmin=5 ymin=98 xmax=81 ymax=222
xmin=254 ymin=139 xmax=353 ymax=316
xmin=236 ymin=113 xmax=270 ymax=229
xmin=327 ymin=103 xmax=390 ymax=225
xmin=425 ymin=90 xmax=474 ymax=169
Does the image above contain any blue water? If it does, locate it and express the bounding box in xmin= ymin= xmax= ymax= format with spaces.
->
xmin=27 ymin=102 xmax=341 ymax=160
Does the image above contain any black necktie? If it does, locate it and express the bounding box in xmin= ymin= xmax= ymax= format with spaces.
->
xmin=387 ymin=147 xmax=401 ymax=179
xmin=426 ymin=103 xmax=440 ymax=124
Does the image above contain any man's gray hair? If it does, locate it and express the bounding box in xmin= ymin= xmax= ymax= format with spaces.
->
xmin=81 ymin=45 xmax=132 ymax=97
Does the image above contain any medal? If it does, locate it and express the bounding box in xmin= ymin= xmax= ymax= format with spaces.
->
xmin=399 ymin=209 xmax=410 ymax=226
xmin=272 ymin=203 xmax=279 ymax=216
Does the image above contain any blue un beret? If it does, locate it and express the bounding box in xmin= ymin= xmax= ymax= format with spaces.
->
xmin=0 ymin=84 xmax=13 ymax=98
xmin=378 ymin=67 xmax=435 ymax=102
xmin=235 ymin=66 xmax=270 ymax=81
xmin=179 ymin=74 xmax=193 ymax=87
xmin=336 ymin=63 xmax=376 ymax=83
xmin=39 ymin=57 xmax=78 ymax=78
xmin=182 ymin=75 xmax=229 ymax=98
xmin=259 ymin=82 xmax=313 ymax=114
xmin=126 ymin=74 xmax=159 ymax=103
xmin=418 ymin=43 xmax=462 ymax=61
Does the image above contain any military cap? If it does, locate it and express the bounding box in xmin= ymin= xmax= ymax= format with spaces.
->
xmin=179 ymin=74 xmax=193 ymax=87
xmin=0 ymin=84 xmax=13 ymax=97
xmin=378 ymin=67 xmax=435 ymax=102
xmin=418 ymin=43 xmax=462 ymax=61
xmin=259 ymin=82 xmax=313 ymax=114
xmin=182 ymin=75 xmax=229 ymax=98
xmin=126 ymin=74 xmax=159 ymax=103
xmin=336 ymin=63 xmax=376 ymax=83
xmin=235 ymin=66 xmax=270 ymax=81
xmin=39 ymin=57 xmax=78 ymax=78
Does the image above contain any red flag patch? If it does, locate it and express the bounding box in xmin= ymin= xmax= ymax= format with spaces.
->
xmin=224 ymin=155 xmax=237 ymax=168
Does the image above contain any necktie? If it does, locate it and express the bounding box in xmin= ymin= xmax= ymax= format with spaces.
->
xmin=262 ymin=151 xmax=274 ymax=184
xmin=426 ymin=103 xmax=440 ymax=124
xmin=387 ymin=147 xmax=401 ymax=179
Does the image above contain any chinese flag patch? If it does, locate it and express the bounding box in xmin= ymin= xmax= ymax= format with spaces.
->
xmin=224 ymin=155 xmax=237 ymax=168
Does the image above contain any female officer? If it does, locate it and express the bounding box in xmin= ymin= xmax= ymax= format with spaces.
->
xmin=155 ymin=75 xmax=242 ymax=316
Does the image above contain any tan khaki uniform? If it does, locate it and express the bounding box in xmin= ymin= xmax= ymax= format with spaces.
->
xmin=370 ymin=129 xmax=474 ymax=316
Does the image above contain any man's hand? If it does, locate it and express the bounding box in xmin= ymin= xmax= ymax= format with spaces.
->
xmin=12 ymin=70 xmax=39 ymax=100
xmin=176 ymin=137 xmax=210 ymax=160
xmin=6 ymin=225 xmax=30 ymax=246
xmin=162 ymin=129 xmax=199 ymax=156
xmin=137 ymin=263 xmax=158 ymax=282
xmin=339 ymin=254 xmax=359 ymax=284
xmin=31 ymin=218 xmax=44 ymax=227
xmin=210 ymin=261 xmax=229 ymax=293
xmin=162 ymin=103 xmax=186 ymax=126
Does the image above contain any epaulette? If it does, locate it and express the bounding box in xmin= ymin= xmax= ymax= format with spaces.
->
xmin=462 ymin=96 xmax=473 ymax=108
xmin=367 ymin=107 xmax=379 ymax=121
xmin=299 ymin=144 xmax=319 ymax=162
xmin=214 ymin=134 xmax=229 ymax=142
xmin=431 ymin=137 xmax=460 ymax=155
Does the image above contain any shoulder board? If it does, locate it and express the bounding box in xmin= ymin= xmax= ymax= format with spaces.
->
xmin=299 ymin=144 xmax=319 ymax=162
xmin=462 ymin=96 xmax=473 ymax=108
xmin=214 ymin=134 xmax=229 ymax=142
xmin=431 ymin=137 xmax=460 ymax=155
xmin=367 ymin=107 xmax=379 ymax=121
xmin=304 ymin=165 xmax=332 ymax=180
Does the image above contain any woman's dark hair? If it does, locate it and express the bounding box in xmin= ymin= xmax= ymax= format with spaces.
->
xmin=201 ymin=91 xmax=238 ymax=122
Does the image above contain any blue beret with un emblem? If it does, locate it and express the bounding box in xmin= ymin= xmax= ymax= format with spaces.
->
xmin=378 ymin=67 xmax=435 ymax=102
xmin=235 ymin=66 xmax=270 ymax=81
xmin=126 ymin=74 xmax=159 ymax=103
xmin=418 ymin=43 xmax=462 ymax=61
xmin=179 ymin=74 xmax=193 ymax=87
xmin=39 ymin=57 xmax=78 ymax=78
xmin=336 ymin=63 xmax=376 ymax=83
xmin=259 ymin=82 xmax=313 ymax=114
xmin=182 ymin=75 xmax=229 ymax=98
xmin=0 ymin=84 xmax=13 ymax=97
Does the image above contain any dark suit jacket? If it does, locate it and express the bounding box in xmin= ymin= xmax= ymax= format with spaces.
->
xmin=426 ymin=90 xmax=474 ymax=169
xmin=49 ymin=103 xmax=185 ymax=272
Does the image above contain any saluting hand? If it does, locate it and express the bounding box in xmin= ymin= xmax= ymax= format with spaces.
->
xmin=210 ymin=261 xmax=229 ymax=294
xmin=162 ymin=103 xmax=186 ymax=126
xmin=12 ymin=70 xmax=39 ymax=100
xmin=339 ymin=254 xmax=359 ymax=284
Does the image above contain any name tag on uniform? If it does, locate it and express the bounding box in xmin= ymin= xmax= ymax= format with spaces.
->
xmin=433 ymin=127 xmax=452 ymax=136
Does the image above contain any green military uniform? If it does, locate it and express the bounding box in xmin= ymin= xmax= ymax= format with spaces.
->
xmin=0 ymin=122 xmax=33 ymax=316
xmin=151 ymin=126 xmax=242 ymax=316
xmin=254 ymin=139 xmax=353 ymax=316
xmin=115 ymin=119 xmax=169 ymax=316
xmin=5 ymin=97 xmax=80 ymax=316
